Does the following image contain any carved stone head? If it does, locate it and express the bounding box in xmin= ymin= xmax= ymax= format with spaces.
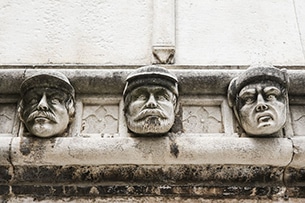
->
xmin=19 ymin=71 xmax=75 ymax=138
xmin=123 ymin=65 xmax=178 ymax=135
xmin=228 ymin=66 xmax=289 ymax=137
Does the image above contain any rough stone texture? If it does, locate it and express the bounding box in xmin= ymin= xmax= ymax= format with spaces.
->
xmin=284 ymin=167 xmax=305 ymax=187
xmin=4 ymin=197 xmax=305 ymax=203
xmin=1 ymin=0 xmax=305 ymax=201
xmin=11 ymin=165 xmax=283 ymax=186
xmin=10 ymin=137 xmax=292 ymax=166
xmin=0 ymin=137 xmax=11 ymax=165
xmin=289 ymin=137 xmax=305 ymax=168
xmin=9 ymin=185 xmax=285 ymax=198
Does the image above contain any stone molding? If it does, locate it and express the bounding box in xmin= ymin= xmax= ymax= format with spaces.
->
xmin=1 ymin=66 xmax=305 ymax=200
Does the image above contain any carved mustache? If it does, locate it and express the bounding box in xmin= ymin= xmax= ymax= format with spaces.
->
xmin=26 ymin=110 xmax=57 ymax=123
xmin=134 ymin=109 xmax=168 ymax=122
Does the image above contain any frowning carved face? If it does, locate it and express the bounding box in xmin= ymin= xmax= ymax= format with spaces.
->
xmin=125 ymin=85 xmax=176 ymax=135
xmin=237 ymin=81 xmax=286 ymax=136
xmin=21 ymin=87 xmax=70 ymax=138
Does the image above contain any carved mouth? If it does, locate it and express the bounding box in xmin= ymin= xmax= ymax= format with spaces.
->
xmin=34 ymin=116 xmax=49 ymax=123
xmin=135 ymin=109 xmax=166 ymax=121
xmin=257 ymin=114 xmax=273 ymax=123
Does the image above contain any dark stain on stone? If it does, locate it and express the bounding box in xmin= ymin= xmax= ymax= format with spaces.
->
xmin=19 ymin=137 xmax=48 ymax=158
xmin=20 ymin=138 xmax=31 ymax=156
xmin=0 ymin=166 xmax=12 ymax=183
xmin=170 ymin=142 xmax=179 ymax=158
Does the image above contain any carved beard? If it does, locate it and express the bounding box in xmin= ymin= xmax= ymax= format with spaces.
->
xmin=126 ymin=114 xmax=175 ymax=135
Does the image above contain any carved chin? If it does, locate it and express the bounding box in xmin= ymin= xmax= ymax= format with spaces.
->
xmin=126 ymin=116 xmax=174 ymax=135
xmin=27 ymin=123 xmax=66 ymax=138
xmin=243 ymin=121 xmax=285 ymax=136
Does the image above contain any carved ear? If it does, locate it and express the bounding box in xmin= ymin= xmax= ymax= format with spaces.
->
xmin=281 ymin=68 xmax=290 ymax=90
xmin=227 ymin=77 xmax=237 ymax=108
xmin=66 ymin=97 xmax=75 ymax=123
xmin=174 ymin=98 xmax=179 ymax=115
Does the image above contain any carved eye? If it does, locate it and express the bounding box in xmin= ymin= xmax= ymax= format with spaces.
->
xmin=137 ymin=94 xmax=147 ymax=101
xmin=156 ymin=94 xmax=166 ymax=101
xmin=29 ymin=98 xmax=39 ymax=105
xmin=50 ymin=95 xmax=63 ymax=104
xmin=244 ymin=96 xmax=255 ymax=104
xmin=266 ymin=94 xmax=276 ymax=101
xmin=50 ymin=98 xmax=60 ymax=104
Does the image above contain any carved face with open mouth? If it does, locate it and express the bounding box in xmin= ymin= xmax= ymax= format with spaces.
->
xmin=237 ymin=81 xmax=286 ymax=136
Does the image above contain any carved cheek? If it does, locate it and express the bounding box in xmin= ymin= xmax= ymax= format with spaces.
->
xmin=128 ymin=100 xmax=144 ymax=116
xmin=51 ymin=104 xmax=69 ymax=122
xmin=23 ymin=104 xmax=36 ymax=119
xmin=272 ymin=101 xmax=286 ymax=121
xmin=160 ymin=101 xmax=175 ymax=114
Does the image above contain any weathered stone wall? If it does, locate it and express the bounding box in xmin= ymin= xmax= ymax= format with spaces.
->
xmin=1 ymin=0 xmax=305 ymax=202
xmin=0 ymin=67 xmax=304 ymax=202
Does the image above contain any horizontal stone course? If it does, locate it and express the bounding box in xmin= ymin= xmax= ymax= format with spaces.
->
xmin=11 ymin=165 xmax=283 ymax=186
xmin=0 ymin=67 xmax=305 ymax=95
xmin=10 ymin=184 xmax=284 ymax=198
xmin=9 ymin=137 xmax=293 ymax=166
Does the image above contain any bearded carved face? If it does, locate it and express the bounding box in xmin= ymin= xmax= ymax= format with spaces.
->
xmin=21 ymin=87 xmax=70 ymax=138
xmin=236 ymin=81 xmax=286 ymax=136
xmin=125 ymin=85 xmax=176 ymax=135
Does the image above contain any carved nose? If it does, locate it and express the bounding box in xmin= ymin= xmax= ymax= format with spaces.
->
xmin=145 ymin=94 xmax=157 ymax=108
xmin=255 ymin=94 xmax=268 ymax=112
xmin=37 ymin=94 xmax=49 ymax=111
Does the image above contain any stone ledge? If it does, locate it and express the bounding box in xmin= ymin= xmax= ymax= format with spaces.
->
xmin=11 ymin=165 xmax=284 ymax=186
xmin=0 ymin=67 xmax=305 ymax=95
xmin=9 ymin=137 xmax=293 ymax=166
xmin=8 ymin=185 xmax=286 ymax=198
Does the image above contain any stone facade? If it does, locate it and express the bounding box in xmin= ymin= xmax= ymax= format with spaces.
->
xmin=1 ymin=0 xmax=305 ymax=202
xmin=0 ymin=67 xmax=304 ymax=202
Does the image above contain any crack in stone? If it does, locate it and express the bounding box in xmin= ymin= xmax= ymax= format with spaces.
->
xmin=282 ymin=137 xmax=297 ymax=199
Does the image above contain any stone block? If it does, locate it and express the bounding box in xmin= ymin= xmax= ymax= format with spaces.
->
xmin=0 ymin=166 xmax=11 ymax=183
xmin=12 ymin=165 xmax=283 ymax=187
xmin=10 ymin=137 xmax=292 ymax=166
xmin=0 ymin=185 xmax=9 ymax=195
xmin=289 ymin=137 xmax=305 ymax=168
xmin=284 ymin=167 xmax=305 ymax=187
xmin=0 ymin=137 xmax=12 ymax=165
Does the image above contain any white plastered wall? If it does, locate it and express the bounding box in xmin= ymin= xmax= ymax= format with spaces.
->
xmin=0 ymin=0 xmax=305 ymax=65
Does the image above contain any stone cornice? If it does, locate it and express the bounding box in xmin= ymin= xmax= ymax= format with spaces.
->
xmin=0 ymin=67 xmax=305 ymax=95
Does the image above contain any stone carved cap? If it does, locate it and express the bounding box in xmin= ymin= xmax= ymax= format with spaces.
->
xmin=227 ymin=65 xmax=290 ymax=137
xmin=123 ymin=65 xmax=178 ymax=99
xmin=228 ymin=66 xmax=289 ymax=108
xmin=20 ymin=71 xmax=75 ymax=98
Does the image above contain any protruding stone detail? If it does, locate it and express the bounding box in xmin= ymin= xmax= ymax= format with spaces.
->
xmin=18 ymin=71 xmax=75 ymax=138
xmin=228 ymin=66 xmax=290 ymax=137
xmin=152 ymin=46 xmax=175 ymax=64
xmin=123 ymin=65 xmax=179 ymax=136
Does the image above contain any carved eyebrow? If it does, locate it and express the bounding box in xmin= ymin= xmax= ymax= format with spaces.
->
xmin=239 ymin=88 xmax=256 ymax=98
xmin=263 ymin=86 xmax=281 ymax=95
